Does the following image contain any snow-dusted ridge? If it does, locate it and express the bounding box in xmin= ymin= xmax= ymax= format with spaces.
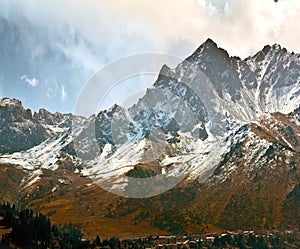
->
xmin=0 ymin=39 xmax=300 ymax=194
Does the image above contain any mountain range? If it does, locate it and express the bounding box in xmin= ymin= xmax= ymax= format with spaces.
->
xmin=0 ymin=39 xmax=299 ymax=237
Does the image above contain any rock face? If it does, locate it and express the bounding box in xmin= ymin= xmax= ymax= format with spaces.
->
xmin=0 ymin=98 xmax=47 ymax=153
xmin=152 ymin=38 xmax=300 ymax=136
xmin=0 ymin=98 xmax=71 ymax=153
xmin=89 ymin=39 xmax=300 ymax=157
xmin=33 ymin=108 xmax=64 ymax=126
xmin=69 ymin=39 xmax=300 ymax=195
xmin=0 ymin=39 xmax=299 ymax=234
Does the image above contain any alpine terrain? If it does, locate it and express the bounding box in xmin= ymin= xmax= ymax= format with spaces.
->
xmin=0 ymin=39 xmax=299 ymax=237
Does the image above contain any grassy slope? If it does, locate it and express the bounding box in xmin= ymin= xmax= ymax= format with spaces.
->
xmin=0 ymin=112 xmax=299 ymax=238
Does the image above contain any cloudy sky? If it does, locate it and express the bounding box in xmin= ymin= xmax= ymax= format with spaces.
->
xmin=0 ymin=0 xmax=300 ymax=114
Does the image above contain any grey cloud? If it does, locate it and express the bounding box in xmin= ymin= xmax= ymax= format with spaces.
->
xmin=0 ymin=0 xmax=300 ymax=113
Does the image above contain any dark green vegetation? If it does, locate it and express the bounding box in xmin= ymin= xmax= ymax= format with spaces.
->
xmin=1 ymin=202 xmax=300 ymax=249
xmin=0 ymin=203 xmax=89 ymax=249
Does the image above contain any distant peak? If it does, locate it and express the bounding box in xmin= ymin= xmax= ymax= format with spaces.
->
xmin=157 ymin=64 xmax=172 ymax=80
xmin=262 ymin=45 xmax=271 ymax=54
xmin=97 ymin=103 xmax=125 ymax=117
xmin=37 ymin=108 xmax=52 ymax=115
xmin=110 ymin=103 xmax=124 ymax=112
xmin=159 ymin=64 xmax=171 ymax=75
xmin=194 ymin=38 xmax=219 ymax=54
xmin=0 ymin=98 xmax=22 ymax=107
xmin=269 ymin=43 xmax=288 ymax=54
xmin=251 ymin=43 xmax=290 ymax=62
xmin=271 ymin=43 xmax=282 ymax=50
xmin=203 ymin=38 xmax=218 ymax=47
xmin=188 ymin=38 xmax=230 ymax=63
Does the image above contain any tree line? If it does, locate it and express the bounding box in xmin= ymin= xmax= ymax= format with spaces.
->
xmin=0 ymin=202 xmax=93 ymax=248
xmin=0 ymin=202 xmax=299 ymax=248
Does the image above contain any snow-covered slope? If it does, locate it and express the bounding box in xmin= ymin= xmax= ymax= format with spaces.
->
xmin=0 ymin=98 xmax=76 ymax=153
xmin=0 ymin=39 xmax=299 ymax=197
xmin=74 ymin=39 xmax=300 ymax=195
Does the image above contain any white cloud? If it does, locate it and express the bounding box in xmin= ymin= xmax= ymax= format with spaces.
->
xmin=61 ymin=85 xmax=67 ymax=102
xmin=96 ymin=0 xmax=300 ymax=58
xmin=2 ymin=0 xmax=300 ymax=61
xmin=1 ymin=0 xmax=300 ymax=113
xmin=20 ymin=75 xmax=39 ymax=87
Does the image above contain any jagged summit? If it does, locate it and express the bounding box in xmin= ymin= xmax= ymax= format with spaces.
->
xmin=187 ymin=38 xmax=230 ymax=64
xmin=0 ymin=40 xmax=299 ymax=233
xmin=157 ymin=64 xmax=172 ymax=80
xmin=0 ymin=97 xmax=33 ymax=123
xmin=97 ymin=103 xmax=124 ymax=116
xmin=0 ymin=97 xmax=73 ymax=153
xmin=187 ymin=39 xmax=294 ymax=67
xmin=0 ymin=97 xmax=23 ymax=107
xmin=194 ymin=38 xmax=218 ymax=53
xmin=160 ymin=38 xmax=299 ymax=117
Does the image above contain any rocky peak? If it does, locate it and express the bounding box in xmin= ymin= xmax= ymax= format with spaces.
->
xmin=0 ymin=98 xmax=22 ymax=107
xmin=187 ymin=38 xmax=230 ymax=65
xmin=96 ymin=104 xmax=127 ymax=123
xmin=33 ymin=108 xmax=64 ymax=125
xmin=94 ymin=104 xmax=129 ymax=152
xmin=194 ymin=38 xmax=218 ymax=53
xmin=156 ymin=64 xmax=172 ymax=82
xmin=0 ymin=98 xmax=67 ymax=154
xmin=0 ymin=98 xmax=32 ymax=122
